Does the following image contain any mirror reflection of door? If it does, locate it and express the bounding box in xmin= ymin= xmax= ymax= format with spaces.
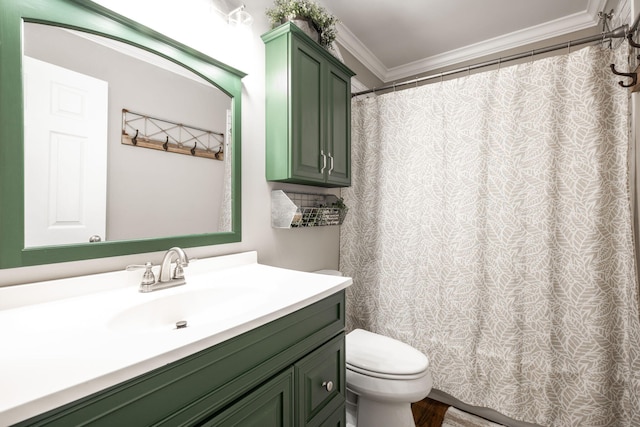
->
xmin=23 ymin=56 xmax=108 ymax=247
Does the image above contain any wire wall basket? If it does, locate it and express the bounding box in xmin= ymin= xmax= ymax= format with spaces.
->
xmin=271 ymin=190 xmax=348 ymax=229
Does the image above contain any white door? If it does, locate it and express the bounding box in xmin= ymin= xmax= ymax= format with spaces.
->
xmin=23 ymin=56 xmax=108 ymax=247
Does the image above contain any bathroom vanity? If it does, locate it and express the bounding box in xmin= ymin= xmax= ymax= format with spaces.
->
xmin=0 ymin=3 xmax=349 ymax=423
xmin=1 ymin=252 xmax=351 ymax=426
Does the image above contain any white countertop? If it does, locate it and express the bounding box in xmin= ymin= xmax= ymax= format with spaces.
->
xmin=0 ymin=251 xmax=351 ymax=425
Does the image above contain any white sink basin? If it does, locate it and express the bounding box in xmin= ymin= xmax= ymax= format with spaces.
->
xmin=108 ymin=285 xmax=267 ymax=332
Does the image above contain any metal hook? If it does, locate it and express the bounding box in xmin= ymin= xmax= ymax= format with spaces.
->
xmin=191 ymin=142 xmax=197 ymax=155
xmin=132 ymin=129 xmax=138 ymax=146
xmin=215 ymin=146 xmax=223 ymax=160
xmin=610 ymin=64 xmax=637 ymax=88
xmin=162 ymin=136 xmax=169 ymax=151
xmin=629 ymin=32 xmax=640 ymax=60
xmin=627 ymin=32 xmax=640 ymax=49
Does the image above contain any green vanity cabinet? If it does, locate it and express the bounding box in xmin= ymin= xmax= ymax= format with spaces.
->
xmin=13 ymin=291 xmax=346 ymax=427
xmin=263 ymin=23 xmax=355 ymax=188
xmin=295 ymin=334 xmax=346 ymax=426
xmin=202 ymin=368 xmax=294 ymax=426
xmin=207 ymin=333 xmax=346 ymax=427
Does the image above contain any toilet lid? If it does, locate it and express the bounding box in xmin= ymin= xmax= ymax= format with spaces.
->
xmin=346 ymin=329 xmax=429 ymax=376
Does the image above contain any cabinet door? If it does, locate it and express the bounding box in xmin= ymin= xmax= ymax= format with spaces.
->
xmin=201 ymin=368 xmax=294 ymax=427
xmin=322 ymin=403 xmax=347 ymax=427
xmin=291 ymin=36 xmax=325 ymax=183
xmin=325 ymin=64 xmax=351 ymax=187
xmin=295 ymin=333 xmax=346 ymax=426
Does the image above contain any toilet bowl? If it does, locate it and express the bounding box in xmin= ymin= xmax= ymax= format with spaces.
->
xmin=311 ymin=271 xmax=432 ymax=427
xmin=345 ymin=329 xmax=432 ymax=427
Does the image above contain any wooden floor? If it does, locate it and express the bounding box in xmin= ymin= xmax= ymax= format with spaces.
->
xmin=412 ymin=397 xmax=450 ymax=427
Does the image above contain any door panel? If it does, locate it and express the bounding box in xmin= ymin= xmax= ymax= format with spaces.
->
xmin=201 ymin=368 xmax=294 ymax=427
xmin=291 ymin=39 xmax=324 ymax=182
xmin=295 ymin=334 xmax=345 ymax=426
xmin=326 ymin=67 xmax=350 ymax=186
xmin=23 ymin=56 xmax=108 ymax=247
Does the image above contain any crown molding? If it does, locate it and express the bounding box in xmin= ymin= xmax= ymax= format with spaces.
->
xmin=337 ymin=0 xmax=607 ymax=84
xmin=336 ymin=22 xmax=388 ymax=82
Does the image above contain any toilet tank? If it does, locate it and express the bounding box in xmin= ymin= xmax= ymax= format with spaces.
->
xmin=313 ymin=270 xmax=343 ymax=276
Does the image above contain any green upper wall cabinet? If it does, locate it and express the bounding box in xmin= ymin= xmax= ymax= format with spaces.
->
xmin=262 ymin=23 xmax=355 ymax=188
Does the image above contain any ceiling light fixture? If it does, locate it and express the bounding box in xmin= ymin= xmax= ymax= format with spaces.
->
xmin=228 ymin=4 xmax=253 ymax=27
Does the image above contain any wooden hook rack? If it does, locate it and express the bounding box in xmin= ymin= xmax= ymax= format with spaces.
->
xmin=121 ymin=109 xmax=224 ymax=160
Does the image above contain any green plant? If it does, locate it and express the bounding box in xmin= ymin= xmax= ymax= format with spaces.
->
xmin=331 ymin=197 xmax=347 ymax=210
xmin=266 ymin=0 xmax=338 ymax=48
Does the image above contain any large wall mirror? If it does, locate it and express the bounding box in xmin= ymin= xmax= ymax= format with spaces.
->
xmin=0 ymin=0 xmax=245 ymax=269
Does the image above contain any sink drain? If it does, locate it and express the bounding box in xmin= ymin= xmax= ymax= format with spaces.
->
xmin=176 ymin=320 xmax=188 ymax=329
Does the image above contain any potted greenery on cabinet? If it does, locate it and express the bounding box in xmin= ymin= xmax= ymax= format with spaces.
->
xmin=265 ymin=0 xmax=338 ymax=49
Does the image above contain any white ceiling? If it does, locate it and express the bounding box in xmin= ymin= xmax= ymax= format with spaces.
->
xmin=320 ymin=0 xmax=610 ymax=82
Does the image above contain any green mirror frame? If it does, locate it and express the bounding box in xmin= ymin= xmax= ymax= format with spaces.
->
xmin=0 ymin=0 xmax=245 ymax=269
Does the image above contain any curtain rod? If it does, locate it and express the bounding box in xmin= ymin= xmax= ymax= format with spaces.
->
xmin=352 ymin=22 xmax=633 ymax=97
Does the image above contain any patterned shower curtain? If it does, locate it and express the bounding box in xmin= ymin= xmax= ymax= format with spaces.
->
xmin=340 ymin=45 xmax=640 ymax=426
xmin=218 ymin=109 xmax=232 ymax=232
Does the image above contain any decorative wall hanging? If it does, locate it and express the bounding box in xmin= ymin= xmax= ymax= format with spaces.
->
xmin=121 ymin=109 xmax=224 ymax=160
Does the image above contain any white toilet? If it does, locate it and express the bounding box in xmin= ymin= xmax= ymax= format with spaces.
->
xmin=345 ymin=329 xmax=433 ymax=427
xmin=312 ymin=270 xmax=432 ymax=427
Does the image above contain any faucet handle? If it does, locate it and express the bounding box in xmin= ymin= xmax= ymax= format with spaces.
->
xmin=173 ymin=263 xmax=185 ymax=280
xmin=126 ymin=262 xmax=156 ymax=285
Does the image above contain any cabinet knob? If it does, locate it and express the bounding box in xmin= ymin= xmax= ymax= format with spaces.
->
xmin=322 ymin=381 xmax=334 ymax=392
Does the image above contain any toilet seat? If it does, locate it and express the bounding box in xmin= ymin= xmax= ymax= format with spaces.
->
xmin=346 ymin=363 xmax=429 ymax=380
xmin=346 ymin=329 xmax=429 ymax=379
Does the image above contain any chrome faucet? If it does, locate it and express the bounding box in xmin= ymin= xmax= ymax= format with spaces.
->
xmin=158 ymin=246 xmax=189 ymax=284
xmin=127 ymin=247 xmax=189 ymax=293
